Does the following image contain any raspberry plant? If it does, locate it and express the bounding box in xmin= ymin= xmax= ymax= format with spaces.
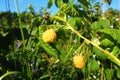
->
xmin=0 ymin=0 xmax=120 ymax=80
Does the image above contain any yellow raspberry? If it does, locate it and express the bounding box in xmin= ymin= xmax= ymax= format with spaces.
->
xmin=42 ymin=29 xmax=56 ymax=43
xmin=73 ymin=54 xmax=85 ymax=69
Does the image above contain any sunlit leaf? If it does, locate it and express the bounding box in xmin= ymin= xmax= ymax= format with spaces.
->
xmin=105 ymin=69 xmax=115 ymax=80
xmin=60 ymin=3 xmax=88 ymax=18
xmin=47 ymin=0 xmax=55 ymax=8
xmin=55 ymin=0 xmax=63 ymax=8
xmin=99 ymin=19 xmax=110 ymax=28
xmin=100 ymin=38 xmax=114 ymax=47
xmin=68 ymin=17 xmax=82 ymax=29
xmin=93 ymin=47 xmax=108 ymax=60
xmin=87 ymin=59 xmax=99 ymax=72
xmin=98 ymin=29 xmax=120 ymax=44
xmin=90 ymin=21 xmax=102 ymax=32
xmin=90 ymin=19 xmax=110 ymax=32
xmin=78 ymin=0 xmax=89 ymax=8
xmin=38 ymin=74 xmax=49 ymax=80
xmin=40 ymin=38 xmax=59 ymax=59
xmin=117 ymin=68 xmax=120 ymax=78
xmin=111 ymin=46 xmax=119 ymax=57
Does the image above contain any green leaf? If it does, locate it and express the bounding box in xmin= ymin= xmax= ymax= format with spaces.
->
xmin=99 ymin=19 xmax=110 ymax=28
xmin=39 ymin=25 xmax=47 ymax=33
xmin=98 ymin=29 xmax=120 ymax=44
xmin=60 ymin=4 xmax=78 ymax=17
xmin=70 ymin=0 xmax=74 ymax=7
xmin=62 ymin=0 xmax=69 ymax=3
xmin=100 ymin=38 xmax=114 ymax=47
xmin=104 ymin=0 xmax=112 ymax=5
xmin=60 ymin=3 xmax=88 ymax=18
xmin=91 ymin=19 xmax=110 ymax=32
xmin=55 ymin=0 xmax=63 ymax=8
xmin=93 ymin=46 xmax=108 ymax=60
xmin=78 ymin=0 xmax=89 ymax=8
xmin=87 ymin=59 xmax=99 ymax=72
xmin=117 ymin=68 xmax=120 ymax=78
xmin=47 ymin=0 xmax=55 ymax=8
xmin=68 ymin=17 xmax=83 ymax=30
xmin=111 ymin=46 xmax=119 ymax=57
xmin=90 ymin=21 xmax=102 ymax=32
xmin=40 ymin=38 xmax=59 ymax=59
xmin=38 ymin=74 xmax=49 ymax=80
xmin=0 ymin=67 xmax=2 ymax=71
xmin=74 ymin=17 xmax=83 ymax=26
xmin=0 ymin=71 xmax=20 ymax=80
xmin=105 ymin=69 xmax=115 ymax=80
xmin=68 ymin=18 xmax=76 ymax=28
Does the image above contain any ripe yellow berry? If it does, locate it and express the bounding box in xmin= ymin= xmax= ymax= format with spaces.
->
xmin=73 ymin=54 xmax=85 ymax=69
xmin=42 ymin=29 xmax=56 ymax=43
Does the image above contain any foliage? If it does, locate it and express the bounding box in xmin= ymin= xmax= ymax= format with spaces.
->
xmin=0 ymin=0 xmax=120 ymax=80
xmin=104 ymin=8 xmax=119 ymax=18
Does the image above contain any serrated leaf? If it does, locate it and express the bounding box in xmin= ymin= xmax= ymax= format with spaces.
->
xmin=68 ymin=18 xmax=76 ymax=28
xmin=40 ymin=38 xmax=59 ymax=59
xmin=47 ymin=0 xmax=55 ymax=8
xmin=78 ymin=0 xmax=89 ymax=8
xmin=61 ymin=4 xmax=78 ymax=17
xmin=60 ymin=3 xmax=88 ymax=18
xmin=87 ymin=59 xmax=99 ymax=72
xmin=62 ymin=0 xmax=69 ymax=3
xmin=93 ymin=46 xmax=107 ymax=60
xmin=105 ymin=69 xmax=115 ymax=80
xmin=68 ymin=17 xmax=82 ymax=29
xmin=98 ymin=29 xmax=120 ymax=44
xmin=39 ymin=25 xmax=47 ymax=33
xmin=117 ymin=68 xmax=120 ymax=78
xmin=100 ymin=38 xmax=114 ymax=47
xmin=90 ymin=21 xmax=102 ymax=32
xmin=111 ymin=46 xmax=119 ymax=57
xmin=99 ymin=19 xmax=110 ymax=28
xmin=74 ymin=17 xmax=83 ymax=27
xmin=91 ymin=19 xmax=110 ymax=32
xmin=55 ymin=0 xmax=63 ymax=8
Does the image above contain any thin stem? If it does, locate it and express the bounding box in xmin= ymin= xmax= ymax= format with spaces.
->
xmin=53 ymin=15 xmax=120 ymax=67
xmin=68 ymin=25 xmax=120 ymax=66
xmin=0 ymin=71 xmax=19 ymax=80
xmin=14 ymin=0 xmax=25 ymax=46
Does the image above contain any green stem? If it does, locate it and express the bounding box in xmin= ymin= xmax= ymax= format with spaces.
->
xmin=0 ymin=71 xmax=19 ymax=80
xmin=68 ymin=24 xmax=120 ymax=66
xmin=53 ymin=15 xmax=120 ymax=67
xmin=14 ymin=0 xmax=25 ymax=46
